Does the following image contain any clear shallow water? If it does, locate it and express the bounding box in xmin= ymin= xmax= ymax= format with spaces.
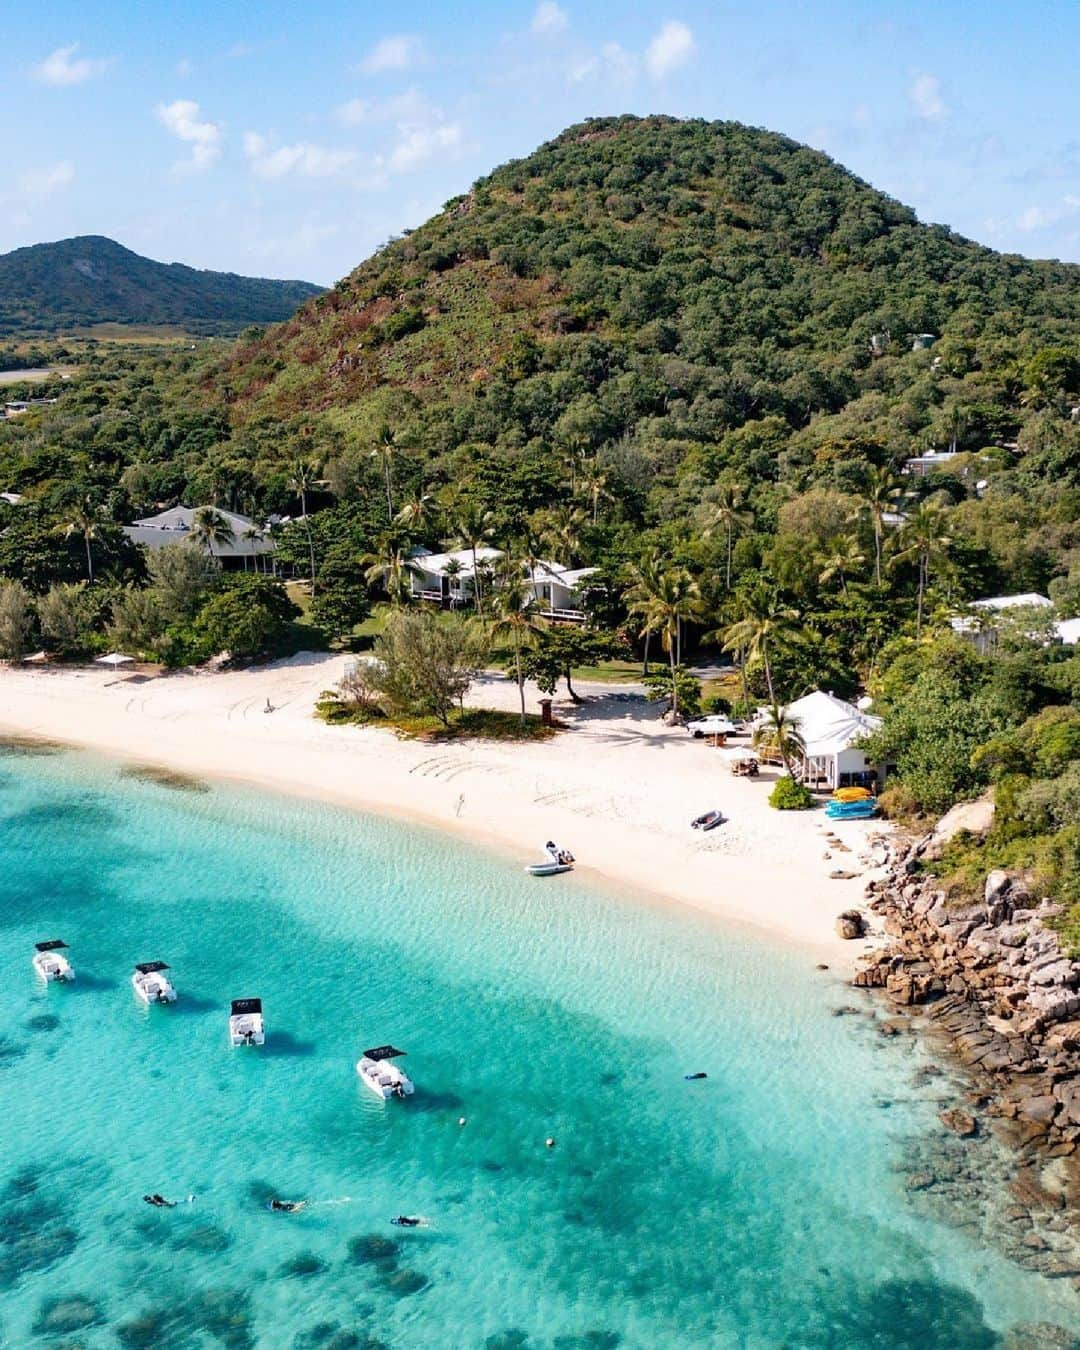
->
xmin=0 ymin=745 xmax=1072 ymax=1348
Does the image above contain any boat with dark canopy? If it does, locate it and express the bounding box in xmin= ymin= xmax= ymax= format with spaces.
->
xmin=33 ymin=939 xmax=74 ymax=982
xmin=229 ymin=997 xmax=265 ymax=1046
xmin=132 ymin=960 xmax=177 ymax=1005
xmin=356 ymin=1044 xmax=414 ymax=1099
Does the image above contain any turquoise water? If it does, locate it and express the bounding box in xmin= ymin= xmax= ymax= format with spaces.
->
xmin=0 ymin=745 xmax=1073 ymax=1348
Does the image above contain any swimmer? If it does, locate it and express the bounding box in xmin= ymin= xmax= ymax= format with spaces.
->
xmin=545 ymin=1137 xmax=556 ymax=1149
xmin=684 ymin=1072 xmax=708 ymax=1081
xmin=390 ymin=1215 xmax=424 ymax=1228
xmin=143 ymin=1193 xmax=176 ymax=1208
xmin=268 ymin=1198 xmax=307 ymax=1213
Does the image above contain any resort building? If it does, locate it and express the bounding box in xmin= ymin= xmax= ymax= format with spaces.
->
xmin=408 ymin=548 xmax=595 ymax=619
xmin=950 ymin=593 xmax=1053 ymax=655
xmin=784 ymin=690 xmax=884 ymax=791
xmin=903 ymin=449 xmax=962 ymax=477
xmin=123 ymin=505 xmax=275 ymax=570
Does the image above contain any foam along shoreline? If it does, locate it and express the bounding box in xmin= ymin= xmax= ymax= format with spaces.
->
xmin=0 ymin=654 xmax=891 ymax=961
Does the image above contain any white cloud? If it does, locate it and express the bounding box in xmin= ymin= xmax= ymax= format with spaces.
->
xmin=34 ymin=43 xmax=108 ymax=86
xmin=388 ymin=122 xmax=462 ymax=172
xmin=358 ymin=34 xmax=424 ymax=74
xmin=243 ymin=132 xmax=356 ymax=179
xmin=568 ymin=41 xmax=638 ymax=84
xmin=334 ymin=88 xmax=431 ymax=127
xmin=645 ymin=20 xmax=695 ymax=80
xmin=532 ymin=2 xmax=568 ymax=35
xmin=15 ymin=161 xmax=75 ymax=198
xmin=156 ymin=99 xmax=222 ymax=172
xmin=909 ymin=72 xmax=948 ymax=123
xmin=1017 ymin=196 xmax=1080 ymax=232
xmin=176 ymin=57 xmax=192 ymax=76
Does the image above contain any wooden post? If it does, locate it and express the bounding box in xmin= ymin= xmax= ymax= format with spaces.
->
xmin=539 ymin=698 xmax=553 ymax=726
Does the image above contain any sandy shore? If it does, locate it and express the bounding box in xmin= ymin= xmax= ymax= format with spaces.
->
xmin=0 ymin=654 xmax=891 ymax=963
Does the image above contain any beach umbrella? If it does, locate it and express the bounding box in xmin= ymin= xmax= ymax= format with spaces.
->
xmin=96 ymin=652 xmax=135 ymax=667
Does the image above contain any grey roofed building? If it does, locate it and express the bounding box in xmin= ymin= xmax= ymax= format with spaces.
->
xmin=123 ymin=505 xmax=275 ymax=565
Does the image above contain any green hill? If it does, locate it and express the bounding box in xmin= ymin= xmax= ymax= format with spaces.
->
xmin=0 ymin=235 xmax=324 ymax=336
xmin=221 ymin=113 xmax=1079 ymax=438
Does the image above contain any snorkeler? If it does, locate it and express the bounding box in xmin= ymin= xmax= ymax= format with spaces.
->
xmin=268 ymin=1198 xmax=307 ymax=1213
xmin=143 ymin=1193 xmax=176 ymax=1208
xmin=391 ymin=1215 xmax=424 ymax=1227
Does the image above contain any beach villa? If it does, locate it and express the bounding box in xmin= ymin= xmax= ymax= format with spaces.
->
xmin=408 ymin=548 xmax=595 ymax=619
xmin=950 ymin=593 xmax=1054 ymax=655
xmin=782 ymin=690 xmax=885 ymax=791
xmin=123 ymin=505 xmax=275 ymax=570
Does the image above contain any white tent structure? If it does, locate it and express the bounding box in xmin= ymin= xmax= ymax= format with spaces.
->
xmin=95 ymin=652 xmax=134 ymax=668
xmin=784 ymin=690 xmax=883 ymax=791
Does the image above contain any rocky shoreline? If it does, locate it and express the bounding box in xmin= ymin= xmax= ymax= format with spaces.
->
xmin=849 ymin=808 xmax=1080 ymax=1308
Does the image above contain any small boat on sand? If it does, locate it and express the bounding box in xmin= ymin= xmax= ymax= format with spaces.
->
xmin=526 ymin=842 xmax=575 ymax=876
xmin=229 ymin=997 xmax=265 ymax=1047
xmin=132 ymin=961 xmax=177 ymax=1005
xmin=33 ymin=939 xmax=74 ymax=982
xmin=690 ymin=809 xmax=725 ymax=831
xmin=825 ymin=798 xmax=879 ymax=821
xmin=357 ymin=1045 xmax=414 ymax=1100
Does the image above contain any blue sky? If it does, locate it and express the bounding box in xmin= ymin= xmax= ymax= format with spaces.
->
xmin=3 ymin=1 xmax=1079 ymax=284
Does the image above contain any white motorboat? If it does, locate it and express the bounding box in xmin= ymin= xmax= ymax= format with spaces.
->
xmin=356 ymin=1045 xmax=414 ymax=1100
xmin=132 ymin=961 xmax=177 ymax=1005
xmin=229 ymin=997 xmax=265 ymax=1047
xmin=32 ymin=939 xmax=74 ymax=982
xmin=526 ymin=842 xmax=575 ymax=876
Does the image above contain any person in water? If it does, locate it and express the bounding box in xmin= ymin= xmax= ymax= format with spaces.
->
xmin=143 ymin=1193 xmax=176 ymax=1208
xmin=268 ymin=1199 xmax=307 ymax=1213
xmin=391 ymin=1215 xmax=423 ymax=1227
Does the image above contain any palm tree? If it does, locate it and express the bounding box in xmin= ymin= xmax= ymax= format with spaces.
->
xmin=942 ymin=404 xmax=968 ymax=455
xmin=861 ymin=466 xmax=901 ymax=587
xmin=241 ymin=525 xmax=264 ymax=573
xmin=361 ymin=541 xmax=417 ymax=608
xmin=753 ymin=704 xmax=806 ymax=777
xmin=62 ymin=501 xmax=99 ymax=584
xmin=538 ymin=505 xmax=586 ymax=567
xmin=288 ymin=458 xmax=319 ymax=596
xmin=448 ymin=504 xmax=496 ymax=614
xmin=721 ymin=590 xmax=801 ymax=704
xmin=190 ymin=507 xmax=236 ymax=559
xmin=490 ymin=558 xmax=548 ymax=725
xmin=395 ymin=491 xmax=437 ymax=535
xmin=703 ymin=484 xmax=753 ymax=590
xmin=817 ymin=535 xmax=866 ymax=596
xmin=623 ymin=557 xmax=664 ymax=675
xmin=892 ymin=502 xmax=954 ymax=636
xmin=370 ymin=426 xmax=398 ymax=524
xmin=628 ymin=566 xmax=704 ymax=718
xmin=442 ymin=556 xmax=464 ymax=608
xmin=580 ymin=464 xmax=612 ymax=525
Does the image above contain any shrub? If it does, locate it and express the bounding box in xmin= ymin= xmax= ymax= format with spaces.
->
xmin=769 ymin=777 xmax=813 ymax=810
xmin=0 ymin=579 xmax=33 ymax=659
xmin=190 ymin=575 xmax=300 ymax=661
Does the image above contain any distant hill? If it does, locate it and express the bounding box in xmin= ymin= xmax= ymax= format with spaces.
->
xmin=0 ymin=236 xmax=324 ymax=336
xmin=220 ymin=114 xmax=1079 ymax=425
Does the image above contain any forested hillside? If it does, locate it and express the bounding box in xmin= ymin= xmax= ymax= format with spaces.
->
xmin=0 ymin=236 xmax=323 ymax=335
xmin=1 ymin=116 xmax=1080 ymax=924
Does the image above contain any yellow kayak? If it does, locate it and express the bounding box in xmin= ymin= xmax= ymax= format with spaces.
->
xmin=833 ymin=786 xmax=873 ymax=802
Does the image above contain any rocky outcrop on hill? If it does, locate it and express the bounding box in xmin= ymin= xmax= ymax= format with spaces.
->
xmin=853 ymin=829 xmax=1080 ymax=1293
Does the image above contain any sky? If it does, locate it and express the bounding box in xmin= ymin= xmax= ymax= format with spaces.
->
xmin=3 ymin=1 xmax=1079 ymax=285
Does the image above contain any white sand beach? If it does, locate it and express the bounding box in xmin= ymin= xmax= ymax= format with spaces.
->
xmin=0 ymin=655 xmax=891 ymax=962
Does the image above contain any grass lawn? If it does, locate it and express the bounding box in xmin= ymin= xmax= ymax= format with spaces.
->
xmin=568 ymin=659 xmax=643 ymax=683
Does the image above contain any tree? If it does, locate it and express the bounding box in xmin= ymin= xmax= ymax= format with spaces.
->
xmin=490 ymin=558 xmax=548 ymax=724
xmin=146 ymin=543 xmax=219 ymax=624
xmin=288 ymin=458 xmax=320 ymax=597
xmin=190 ymin=507 xmax=236 ymax=558
xmin=703 ymin=483 xmax=752 ymax=590
xmin=624 ymin=557 xmax=664 ymax=674
xmin=395 ymin=491 xmax=438 ymax=535
xmin=752 ymin=704 xmax=806 ymax=777
xmin=191 ymin=575 xmax=299 ymax=660
xmin=861 ymin=466 xmax=900 ymax=587
xmin=361 ymin=539 xmax=417 ymax=607
xmin=38 ymin=583 xmax=94 ymax=658
xmin=579 ymin=463 xmax=612 ymax=525
xmin=0 ymin=579 xmax=32 ymax=659
xmin=721 ymin=588 xmax=801 ymax=703
xmin=817 ymin=534 xmax=865 ymax=595
xmin=626 ymin=566 xmax=703 ymax=717
xmin=369 ymin=609 xmax=487 ymax=726
xmin=643 ymin=665 xmax=703 ymax=718
xmin=62 ymin=501 xmax=100 ymax=584
xmin=109 ymin=587 xmax=162 ymax=656
xmin=892 ymin=502 xmax=954 ymax=636
xmin=518 ymin=626 xmax=626 ymax=702
xmin=370 ymin=425 xmax=399 ymax=523
xmin=448 ymin=504 xmax=496 ymax=614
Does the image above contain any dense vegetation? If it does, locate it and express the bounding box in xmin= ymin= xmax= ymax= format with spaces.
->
xmin=0 ymin=236 xmax=323 ymax=336
xmin=0 ymin=115 xmax=1078 ymax=912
